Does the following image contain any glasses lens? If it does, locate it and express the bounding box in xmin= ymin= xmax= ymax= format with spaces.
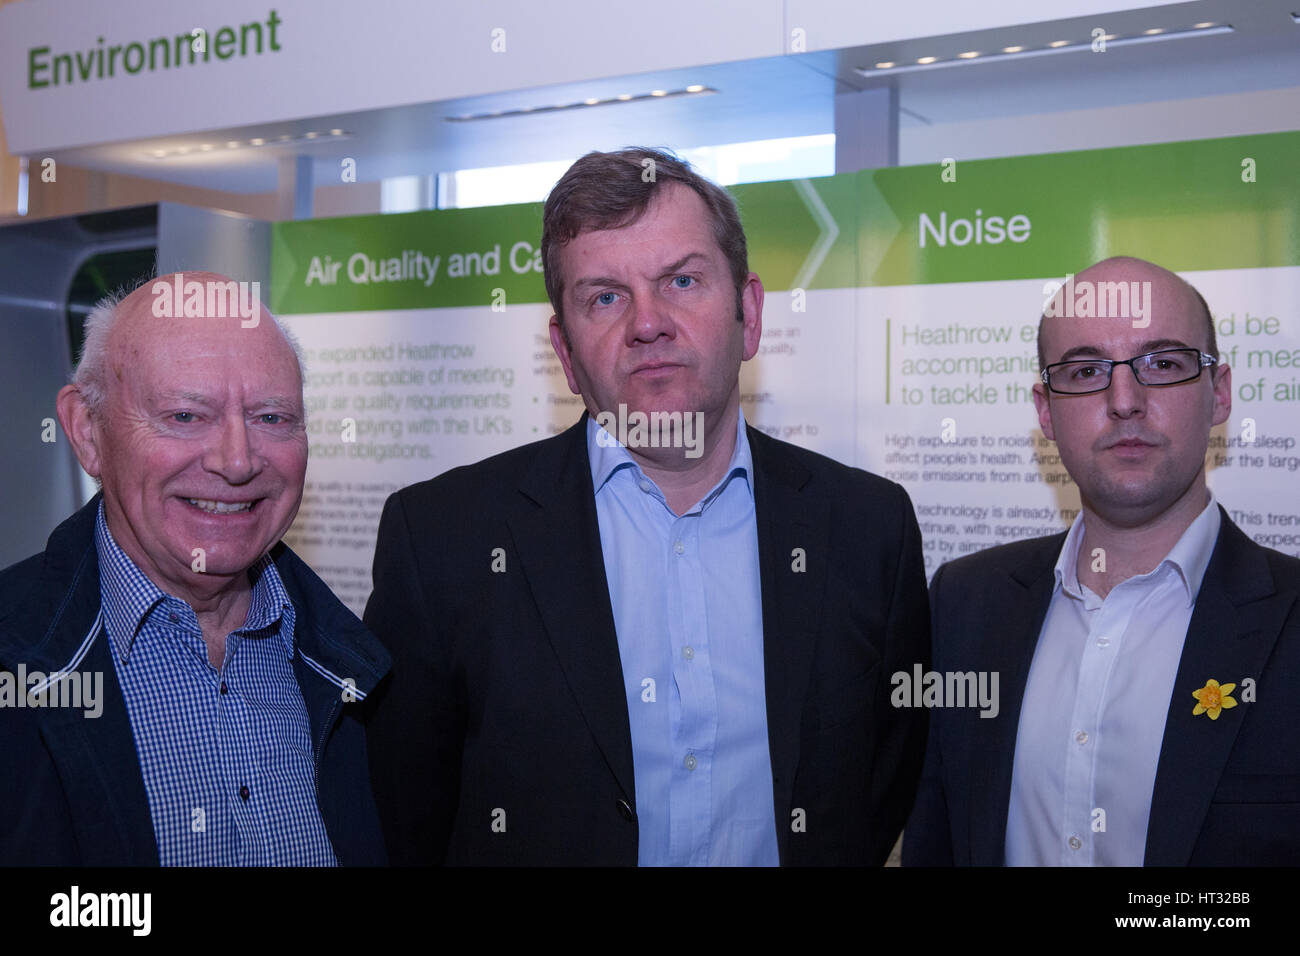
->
xmin=1049 ymin=361 xmax=1110 ymax=393
xmin=1136 ymin=349 xmax=1199 ymax=384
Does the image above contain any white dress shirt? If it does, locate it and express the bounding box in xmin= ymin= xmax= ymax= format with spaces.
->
xmin=1004 ymin=492 xmax=1221 ymax=866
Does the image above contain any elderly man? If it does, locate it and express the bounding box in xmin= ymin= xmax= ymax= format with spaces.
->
xmin=904 ymin=255 xmax=1300 ymax=866
xmin=0 ymin=271 xmax=390 ymax=865
xmin=365 ymin=148 xmax=929 ymax=866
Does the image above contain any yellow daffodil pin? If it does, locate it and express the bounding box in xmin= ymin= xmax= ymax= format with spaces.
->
xmin=1192 ymin=679 xmax=1237 ymax=720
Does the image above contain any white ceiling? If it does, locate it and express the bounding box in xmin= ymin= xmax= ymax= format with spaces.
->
xmin=41 ymin=0 xmax=1300 ymax=194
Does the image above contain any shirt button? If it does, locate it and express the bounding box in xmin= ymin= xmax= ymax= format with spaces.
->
xmin=1096 ymin=636 xmax=1111 ymax=648
xmin=639 ymin=480 xmax=652 ymax=493
xmin=682 ymin=646 xmax=694 ymax=660
xmin=219 ymin=681 xmax=228 ymax=696
xmin=1068 ymin=835 xmax=1082 ymax=850
xmin=684 ymin=754 xmax=698 ymax=771
xmin=238 ymin=785 xmax=250 ymax=802
xmin=168 ymin=612 xmax=179 ymax=624
xmin=1075 ymin=730 xmax=1089 ymax=745
xmin=673 ymin=540 xmax=685 ymax=555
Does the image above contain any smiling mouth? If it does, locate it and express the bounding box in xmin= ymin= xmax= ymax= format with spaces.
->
xmin=183 ymin=497 xmax=258 ymax=514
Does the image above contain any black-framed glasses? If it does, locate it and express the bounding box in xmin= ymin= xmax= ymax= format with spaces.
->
xmin=1041 ymin=348 xmax=1217 ymax=394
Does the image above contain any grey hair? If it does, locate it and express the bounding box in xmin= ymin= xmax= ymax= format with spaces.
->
xmin=72 ymin=284 xmax=307 ymax=419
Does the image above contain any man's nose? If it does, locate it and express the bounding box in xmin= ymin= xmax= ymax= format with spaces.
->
xmin=204 ymin=415 xmax=261 ymax=482
xmin=1107 ymin=361 xmax=1147 ymax=417
xmin=625 ymin=288 xmax=677 ymax=344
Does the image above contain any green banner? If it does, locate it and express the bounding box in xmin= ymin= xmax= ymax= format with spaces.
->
xmin=271 ymin=130 xmax=1300 ymax=314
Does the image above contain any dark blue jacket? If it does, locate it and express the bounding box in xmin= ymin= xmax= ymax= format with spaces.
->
xmin=0 ymin=496 xmax=391 ymax=865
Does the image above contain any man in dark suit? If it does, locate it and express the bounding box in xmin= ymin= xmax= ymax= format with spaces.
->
xmin=364 ymin=148 xmax=929 ymax=865
xmin=0 ymin=272 xmax=390 ymax=865
xmin=904 ymin=256 xmax=1300 ymax=866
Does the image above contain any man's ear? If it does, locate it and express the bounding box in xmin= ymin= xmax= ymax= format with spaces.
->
xmin=1032 ymin=382 xmax=1056 ymax=442
xmin=548 ymin=315 xmax=584 ymax=397
xmin=55 ymin=384 xmax=104 ymax=479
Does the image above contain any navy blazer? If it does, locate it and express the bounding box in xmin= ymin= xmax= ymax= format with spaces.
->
xmin=904 ymin=506 xmax=1300 ymax=866
xmin=0 ymin=496 xmax=392 ymax=866
xmin=364 ymin=412 xmax=931 ymax=865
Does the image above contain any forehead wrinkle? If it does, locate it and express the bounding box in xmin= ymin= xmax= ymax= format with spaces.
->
xmin=571 ymin=249 xmax=713 ymax=292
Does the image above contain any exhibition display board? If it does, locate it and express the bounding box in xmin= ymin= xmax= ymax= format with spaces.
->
xmin=271 ymin=131 xmax=1300 ymax=613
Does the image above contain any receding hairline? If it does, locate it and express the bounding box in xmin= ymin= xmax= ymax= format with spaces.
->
xmin=72 ymin=272 xmax=306 ymax=416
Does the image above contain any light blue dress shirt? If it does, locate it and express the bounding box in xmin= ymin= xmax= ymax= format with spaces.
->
xmin=1005 ymin=492 xmax=1220 ymax=866
xmin=587 ymin=408 xmax=779 ymax=866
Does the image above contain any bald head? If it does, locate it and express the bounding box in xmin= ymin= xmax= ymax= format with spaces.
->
xmin=74 ymin=271 xmax=304 ymax=419
xmin=1037 ymin=256 xmax=1217 ymax=370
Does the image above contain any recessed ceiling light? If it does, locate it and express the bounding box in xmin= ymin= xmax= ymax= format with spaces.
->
xmin=957 ymin=50 xmax=980 ymax=58
xmin=875 ymin=61 xmax=895 ymax=69
xmin=1002 ymin=45 xmax=1023 ymax=53
xmin=1144 ymin=27 xmax=1164 ymax=35
xmin=249 ymin=138 xmax=264 ymax=146
xmin=584 ymin=97 xmax=600 ymax=105
xmin=916 ymin=55 xmax=937 ymax=64
xmin=226 ymin=141 xmax=239 ymax=148
xmin=1194 ymin=21 xmax=1214 ymax=28
xmin=329 ymin=128 xmax=344 ymax=136
xmin=151 ymin=149 xmax=166 ymax=158
xmin=686 ymin=84 xmax=705 ymax=93
xmin=199 ymin=143 xmax=213 ymax=151
xmin=1048 ymin=39 xmax=1069 ymax=47
xmin=305 ymin=131 xmax=319 ymax=139
xmin=617 ymin=93 xmax=632 ymax=100
xmin=650 ymin=89 xmax=667 ymax=96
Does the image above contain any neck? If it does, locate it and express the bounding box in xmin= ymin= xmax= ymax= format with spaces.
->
xmin=1075 ymin=478 xmax=1210 ymax=598
xmin=102 ymin=504 xmax=255 ymax=667
xmin=621 ymin=397 xmax=741 ymax=516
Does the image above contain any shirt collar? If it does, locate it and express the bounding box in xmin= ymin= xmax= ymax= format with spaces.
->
xmin=586 ymin=405 xmax=754 ymax=511
xmin=94 ymin=501 xmax=295 ymax=660
xmin=1054 ymin=490 xmax=1221 ymax=607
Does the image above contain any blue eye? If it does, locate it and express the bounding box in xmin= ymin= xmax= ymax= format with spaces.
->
xmin=672 ymin=275 xmax=694 ymax=289
xmin=260 ymin=413 xmax=283 ymax=424
xmin=596 ymin=292 xmax=618 ymax=306
xmin=173 ymin=411 xmax=195 ymax=423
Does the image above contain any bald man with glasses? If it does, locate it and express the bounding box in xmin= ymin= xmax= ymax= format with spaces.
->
xmin=904 ymin=256 xmax=1300 ymax=867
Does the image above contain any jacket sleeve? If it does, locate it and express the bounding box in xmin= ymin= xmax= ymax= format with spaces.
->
xmin=902 ymin=560 xmax=955 ymax=866
xmin=867 ymin=481 xmax=932 ymax=864
xmin=362 ymin=491 xmax=463 ymax=865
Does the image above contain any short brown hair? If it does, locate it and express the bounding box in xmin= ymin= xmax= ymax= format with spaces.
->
xmin=541 ymin=147 xmax=748 ymax=324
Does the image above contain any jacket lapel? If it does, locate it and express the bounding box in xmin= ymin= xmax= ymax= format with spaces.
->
xmin=506 ymin=415 xmax=636 ymax=804
xmin=12 ymin=499 xmax=160 ymax=865
xmin=966 ymin=534 xmax=1063 ymax=865
xmin=36 ymin=618 xmax=160 ymax=866
xmin=1144 ymin=510 xmax=1294 ymax=865
xmin=746 ymin=427 xmax=829 ymax=860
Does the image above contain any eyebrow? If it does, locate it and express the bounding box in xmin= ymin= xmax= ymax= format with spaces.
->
xmin=154 ymin=391 xmax=301 ymax=411
xmin=570 ymin=251 xmax=710 ymax=295
xmin=254 ymin=397 xmax=302 ymax=411
xmin=1057 ymin=339 xmax=1194 ymax=363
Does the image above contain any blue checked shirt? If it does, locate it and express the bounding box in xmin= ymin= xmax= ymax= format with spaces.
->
xmin=94 ymin=504 xmax=337 ymax=866
xmin=588 ymin=408 xmax=779 ymax=866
